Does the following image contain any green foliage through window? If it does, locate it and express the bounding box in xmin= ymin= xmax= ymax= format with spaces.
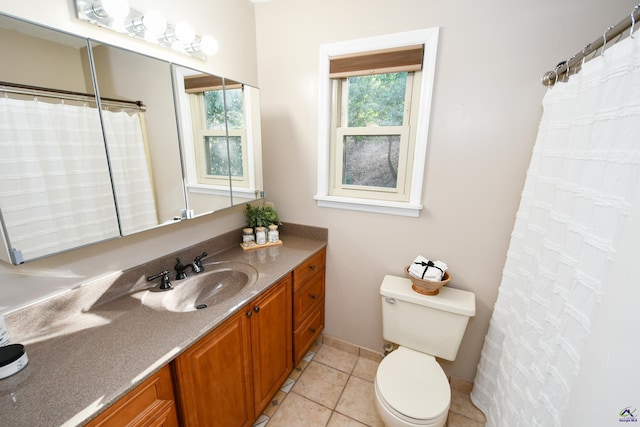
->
xmin=203 ymin=90 xmax=225 ymax=130
xmin=204 ymin=136 xmax=243 ymax=178
xmin=347 ymin=72 xmax=407 ymax=127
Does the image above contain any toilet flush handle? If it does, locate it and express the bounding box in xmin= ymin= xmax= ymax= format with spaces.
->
xmin=384 ymin=297 xmax=396 ymax=304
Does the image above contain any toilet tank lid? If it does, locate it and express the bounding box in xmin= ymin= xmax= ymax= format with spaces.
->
xmin=381 ymin=275 xmax=476 ymax=316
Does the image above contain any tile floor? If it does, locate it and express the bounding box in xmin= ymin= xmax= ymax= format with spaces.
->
xmin=252 ymin=339 xmax=486 ymax=427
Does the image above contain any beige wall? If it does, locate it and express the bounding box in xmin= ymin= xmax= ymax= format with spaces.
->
xmin=0 ymin=0 xmax=257 ymax=310
xmin=254 ymin=0 xmax=639 ymax=382
xmin=0 ymin=27 xmax=89 ymax=91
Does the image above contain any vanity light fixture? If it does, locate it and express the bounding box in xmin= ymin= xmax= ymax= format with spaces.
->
xmin=125 ymin=10 xmax=167 ymax=40
xmin=83 ymin=0 xmax=130 ymax=21
xmin=75 ymin=0 xmax=217 ymax=60
xmin=187 ymin=36 xmax=220 ymax=57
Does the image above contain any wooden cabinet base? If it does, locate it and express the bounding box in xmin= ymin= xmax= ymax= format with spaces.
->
xmin=292 ymin=248 xmax=326 ymax=365
xmin=173 ymin=275 xmax=293 ymax=426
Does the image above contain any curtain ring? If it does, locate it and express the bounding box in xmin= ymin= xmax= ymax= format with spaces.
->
xmin=601 ymin=25 xmax=615 ymax=55
xmin=581 ymin=44 xmax=591 ymax=67
xmin=565 ymin=55 xmax=575 ymax=81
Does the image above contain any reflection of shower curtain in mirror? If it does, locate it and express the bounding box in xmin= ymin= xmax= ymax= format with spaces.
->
xmin=0 ymin=97 xmax=120 ymax=260
xmin=101 ymin=110 xmax=158 ymax=235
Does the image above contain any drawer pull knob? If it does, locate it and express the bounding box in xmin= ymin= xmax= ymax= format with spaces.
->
xmin=246 ymin=310 xmax=253 ymax=318
xmin=310 ymin=327 xmax=316 ymax=333
xmin=309 ymin=265 xmax=316 ymax=271
xmin=254 ymin=306 xmax=261 ymax=313
xmin=310 ymin=294 xmax=317 ymax=300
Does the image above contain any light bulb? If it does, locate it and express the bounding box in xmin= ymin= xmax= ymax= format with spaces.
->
xmin=200 ymin=36 xmax=219 ymax=56
xmin=142 ymin=10 xmax=166 ymax=36
xmin=100 ymin=0 xmax=129 ymax=19
xmin=174 ymin=22 xmax=195 ymax=44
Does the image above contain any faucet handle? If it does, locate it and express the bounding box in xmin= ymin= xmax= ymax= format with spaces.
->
xmin=193 ymin=252 xmax=208 ymax=272
xmin=147 ymin=270 xmax=173 ymax=290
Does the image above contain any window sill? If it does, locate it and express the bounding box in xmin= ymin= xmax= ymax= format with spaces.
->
xmin=314 ymin=195 xmax=422 ymax=217
xmin=187 ymin=183 xmax=231 ymax=196
xmin=186 ymin=184 xmax=261 ymax=201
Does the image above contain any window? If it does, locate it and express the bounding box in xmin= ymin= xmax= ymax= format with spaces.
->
xmin=332 ymin=71 xmax=418 ymax=202
xmin=315 ymin=28 xmax=440 ymax=217
xmin=191 ymin=85 xmax=249 ymax=189
xmin=173 ymin=69 xmax=258 ymax=200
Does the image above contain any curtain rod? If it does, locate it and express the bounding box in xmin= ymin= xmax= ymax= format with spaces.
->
xmin=0 ymin=81 xmax=146 ymax=111
xmin=541 ymin=4 xmax=640 ymax=86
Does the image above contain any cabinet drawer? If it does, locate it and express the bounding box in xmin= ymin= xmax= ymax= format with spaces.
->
xmin=293 ymin=304 xmax=324 ymax=364
xmin=86 ymin=365 xmax=178 ymax=427
xmin=292 ymin=248 xmax=325 ymax=292
xmin=293 ymin=270 xmax=324 ymax=329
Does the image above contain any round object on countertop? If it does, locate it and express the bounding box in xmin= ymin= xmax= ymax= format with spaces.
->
xmin=0 ymin=344 xmax=28 ymax=380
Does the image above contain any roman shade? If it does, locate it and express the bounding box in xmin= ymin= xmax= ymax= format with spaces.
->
xmin=329 ymin=44 xmax=424 ymax=78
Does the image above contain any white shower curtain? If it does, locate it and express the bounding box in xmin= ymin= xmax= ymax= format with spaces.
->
xmin=101 ymin=110 xmax=158 ymax=235
xmin=0 ymin=98 xmax=120 ymax=260
xmin=471 ymin=33 xmax=640 ymax=426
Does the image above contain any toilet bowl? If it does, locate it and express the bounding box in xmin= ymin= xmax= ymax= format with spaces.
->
xmin=374 ymin=346 xmax=450 ymax=427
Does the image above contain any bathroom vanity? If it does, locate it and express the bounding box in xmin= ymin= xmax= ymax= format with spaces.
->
xmin=1 ymin=226 xmax=326 ymax=426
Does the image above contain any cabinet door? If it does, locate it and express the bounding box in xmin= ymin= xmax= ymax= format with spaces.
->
xmin=250 ymin=274 xmax=293 ymax=414
xmin=173 ymin=308 xmax=254 ymax=427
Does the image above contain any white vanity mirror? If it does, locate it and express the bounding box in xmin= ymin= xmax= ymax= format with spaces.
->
xmin=0 ymin=13 xmax=264 ymax=265
xmin=172 ymin=66 xmax=263 ymax=217
xmin=227 ymin=81 xmax=263 ymax=207
xmin=0 ymin=14 xmax=120 ymax=264
xmin=90 ymin=41 xmax=189 ymax=234
xmin=172 ymin=65 xmax=233 ymax=217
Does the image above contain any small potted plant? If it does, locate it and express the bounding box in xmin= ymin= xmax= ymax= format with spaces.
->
xmin=244 ymin=204 xmax=281 ymax=228
xmin=244 ymin=203 xmax=264 ymax=229
xmin=262 ymin=206 xmax=281 ymax=227
xmin=244 ymin=204 xmax=282 ymax=245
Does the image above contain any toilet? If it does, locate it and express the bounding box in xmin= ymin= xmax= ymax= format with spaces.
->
xmin=374 ymin=275 xmax=475 ymax=427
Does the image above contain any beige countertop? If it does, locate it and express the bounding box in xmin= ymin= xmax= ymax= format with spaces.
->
xmin=0 ymin=227 xmax=327 ymax=426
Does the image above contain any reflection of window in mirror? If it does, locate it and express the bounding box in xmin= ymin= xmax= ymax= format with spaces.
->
xmin=185 ymin=76 xmax=250 ymax=189
xmin=173 ymin=65 xmax=262 ymax=214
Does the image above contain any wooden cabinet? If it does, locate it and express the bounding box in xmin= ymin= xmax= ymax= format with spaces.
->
xmin=250 ymin=274 xmax=293 ymax=414
xmin=292 ymin=248 xmax=326 ymax=365
xmin=173 ymin=275 xmax=292 ymax=426
xmin=85 ymin=365 xmax=178 ymax=427
xmin=173 ymin=306 xmax=254 ymax=427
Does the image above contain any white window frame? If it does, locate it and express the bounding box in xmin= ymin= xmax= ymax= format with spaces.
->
xmin=173 ymin=67 xmax=258 ymax=200
xmin=315 ymin=28 xmax=439 ymax=217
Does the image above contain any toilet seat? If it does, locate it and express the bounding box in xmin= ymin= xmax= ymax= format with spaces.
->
xmin=375 ymin=346 xmax=450 ymax=425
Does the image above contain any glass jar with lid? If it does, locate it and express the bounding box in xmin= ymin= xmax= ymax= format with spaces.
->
xmin=267 ymin=224 xmax=279 ymax=243
xmin=242 ymin=228 xmax=255 ymax=247
xmin=255 ymin=227 xmax=267 ymax=245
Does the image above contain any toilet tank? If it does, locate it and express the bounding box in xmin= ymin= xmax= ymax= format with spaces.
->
xmin=380 ymin=275 xmax=475 ymax=361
